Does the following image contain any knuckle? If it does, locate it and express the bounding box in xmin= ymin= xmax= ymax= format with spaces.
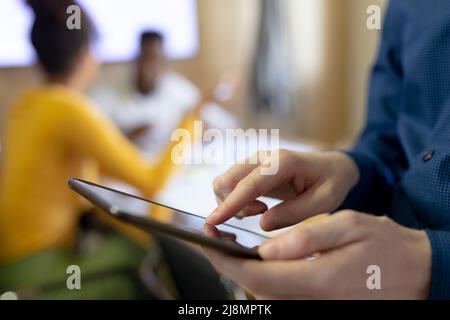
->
xmin=278 ymin=203 xmax=295 ymax=218
xmin=238 ymin=177 xmax=261 ymax=195
xmin=270 ymin=241 xmax=285 ymax=259
xmin=287 ymin=208 xmax=302 ymax=226
xmin=254 ymin=150 xmax=270 ymax=164
xmin=277 ymin=148 xmax=295 ymax=161
xmin=212 ymin=176 xmax=225 ymax=194
xmin=213 ymin=176 xmax=234 ymax=195
xmin=340 ymin=210 xmax=362 ymax=227
xmin=376 ymin=215 xmax=394 ymax=231
xmin=320 ymin=181 xmax=342 ymax=209
xmin=296 ymin=227 xmax=312 ymax=250
xmin=340 ymin=209 xmax=356 ymax=215
xmin=275 ymin=148 xmax=288 ymax=157
xmin=325 ymin=186 xmax=341 ymax=209
xmin=269 ymin=148 xmax=289 ymax=162
xmin=378 ymin=215 xmax=391 ymax=224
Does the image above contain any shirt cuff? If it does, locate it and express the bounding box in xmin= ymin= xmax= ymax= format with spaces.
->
xmin=425 ymin=230 xmax=450 ymax=300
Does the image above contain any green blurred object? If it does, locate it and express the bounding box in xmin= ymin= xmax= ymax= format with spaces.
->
xmin=0 ymin=234 xmax=154 ymax=300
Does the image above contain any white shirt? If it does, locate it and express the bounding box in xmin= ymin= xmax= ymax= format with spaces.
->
xmin=90 ymin=71 xmax=238 ymax=158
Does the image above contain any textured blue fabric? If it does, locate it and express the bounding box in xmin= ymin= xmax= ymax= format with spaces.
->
xmin=340 ymin=1 xmax=450 ymax=299
xmin=425 ymin=230 xmax=450 ymax=300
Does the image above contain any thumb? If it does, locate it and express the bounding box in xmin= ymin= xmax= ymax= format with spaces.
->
xmin=259 ymin=211 xmax=365 ymax=260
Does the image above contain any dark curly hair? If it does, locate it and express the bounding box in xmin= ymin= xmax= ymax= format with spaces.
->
xmin=27 ymin=0 xmax=95 ymax=76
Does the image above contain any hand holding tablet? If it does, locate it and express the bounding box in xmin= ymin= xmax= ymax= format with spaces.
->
xmin=68 ymin=178 xmax=268 ymax=259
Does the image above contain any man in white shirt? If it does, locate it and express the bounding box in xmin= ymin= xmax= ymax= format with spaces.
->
xmin=91 ymin=31 xmax=236 ymax=158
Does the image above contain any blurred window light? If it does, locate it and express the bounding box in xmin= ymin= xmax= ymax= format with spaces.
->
xmin=0 ymin=0 xmax=199 ymax=68
xmin=289 ymin=0 xmax=324 ymax=82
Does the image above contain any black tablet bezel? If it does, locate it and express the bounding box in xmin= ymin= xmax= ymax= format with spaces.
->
xmin=68 ymin=178 xmax=263 ymax=259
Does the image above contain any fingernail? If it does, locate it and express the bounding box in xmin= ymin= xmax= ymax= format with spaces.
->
xmin=259 ymin=242 xmax=278 ymax=259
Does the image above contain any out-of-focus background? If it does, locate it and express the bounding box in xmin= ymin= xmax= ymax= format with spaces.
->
xmin=0 ymin=0 xmax=388 ymax=300
xmin=0 ymin=0 xmax=386 ymax=147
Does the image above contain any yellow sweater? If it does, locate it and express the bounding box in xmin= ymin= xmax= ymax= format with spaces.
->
xmin=0 ymin=85 xmax=191 ymax=263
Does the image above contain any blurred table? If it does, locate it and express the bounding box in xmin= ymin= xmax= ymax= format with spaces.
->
xmin=103 ymin=137 xmax=320 ymax=238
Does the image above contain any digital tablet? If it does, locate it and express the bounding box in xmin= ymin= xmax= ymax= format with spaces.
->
xmin=68 ymin=178 xmax=267 ymax=259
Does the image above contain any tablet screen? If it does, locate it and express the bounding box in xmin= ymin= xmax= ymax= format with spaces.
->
xmin=76 ymin=180 xmax=268 ymax=249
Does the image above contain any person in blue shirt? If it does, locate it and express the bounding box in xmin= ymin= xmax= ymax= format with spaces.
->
xmin=205 ymin=0 xmax=450 ymax=299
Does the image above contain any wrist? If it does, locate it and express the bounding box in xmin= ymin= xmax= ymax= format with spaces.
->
xmin=327 ymin=151 xmax=360 ymax=193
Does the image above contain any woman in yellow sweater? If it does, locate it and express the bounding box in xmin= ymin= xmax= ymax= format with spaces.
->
xmin=0 ymin=0 xmax=188 ymax=298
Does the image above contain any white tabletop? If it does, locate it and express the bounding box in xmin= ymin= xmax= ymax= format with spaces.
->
xmin=103 ymin=138 xmax=318 ymax=238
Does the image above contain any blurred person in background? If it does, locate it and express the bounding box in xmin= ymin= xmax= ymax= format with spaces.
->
xmin=0 ymin=0 xmax=195 ymax=299
xmin=91 ymin=31 xmax=237 ymax=159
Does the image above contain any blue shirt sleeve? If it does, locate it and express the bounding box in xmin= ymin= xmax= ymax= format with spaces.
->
xmin=340 ymin=1 xmax=408 ymax=215
xmin=340 ymin=1 xmax=450 ymax=299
